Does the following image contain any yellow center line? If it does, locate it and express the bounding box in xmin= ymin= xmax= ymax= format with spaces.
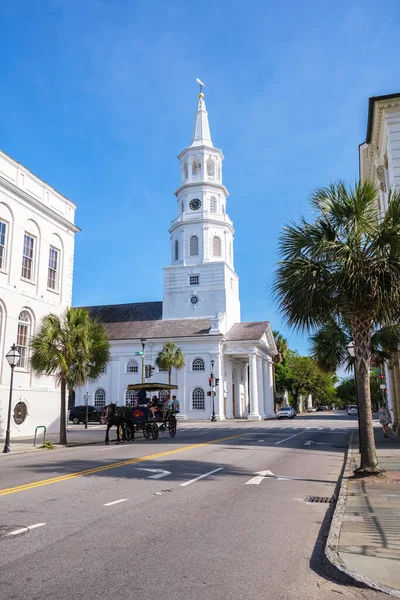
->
xmin=0 ymin=432 xmax=247 ymax=497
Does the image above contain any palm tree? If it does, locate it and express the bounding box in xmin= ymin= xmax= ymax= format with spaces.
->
xmin=274 ymin=180 xmax=400 ymax=474
xmin=156 ymin=341 xmax=185 ymax=391
xmin=273 ymin=330 xmax=288 ymax=365
xmin=30 ymin=307 xmax=110 ymax=445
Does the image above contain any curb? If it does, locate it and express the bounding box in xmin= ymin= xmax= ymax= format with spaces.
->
xmin=0 ymin=440 xmax=103 ymax=456
xmin=324 ymin=430 xmax=400 ymax=597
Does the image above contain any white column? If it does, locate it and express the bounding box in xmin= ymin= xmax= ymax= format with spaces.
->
xmin=216 ymin=354 xmax=225 ymax=420
xmin=226 ymin=359 xmax=234 ymax=419
xmin=257 ymin=356 xmax=266 ymax=419
xmin=263 ymin=358 xmax=275 ymax=418
xmin=248 ymin=353 xmax=261 ymax=420
xmin=307 ymin=393 xmax=312 ymax=410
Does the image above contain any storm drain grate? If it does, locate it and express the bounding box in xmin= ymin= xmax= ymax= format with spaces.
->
xmin=304 ymin=496 xmax=334 ymax=504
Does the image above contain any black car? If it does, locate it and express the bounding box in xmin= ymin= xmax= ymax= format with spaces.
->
xmin=69 ymin=405 xmax=101 ymax=424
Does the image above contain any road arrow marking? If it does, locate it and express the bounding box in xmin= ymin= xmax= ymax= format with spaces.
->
xmin=245 ymin=470 xmax=275 ymax=485
xmin=135 ymin=468 xmax=171 ymax=479
xmin=303 ymin=440 xmax=331 ymax=446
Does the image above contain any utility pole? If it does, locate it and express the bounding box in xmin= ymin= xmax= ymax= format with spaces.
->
xmin=210 ymin=359 xmax=216 ymax=422
xmin=141 ymin=339 xmax=146 ymax=384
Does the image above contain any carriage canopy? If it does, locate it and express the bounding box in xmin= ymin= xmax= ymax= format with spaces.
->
xmin=126 ymin=383 xmax=178 ymax=392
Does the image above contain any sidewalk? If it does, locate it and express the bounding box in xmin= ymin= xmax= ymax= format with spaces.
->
xmin=0 ymin=426 xmax=107 ymax=455
xmin=327 ymin=426 xmax=400 ymax=596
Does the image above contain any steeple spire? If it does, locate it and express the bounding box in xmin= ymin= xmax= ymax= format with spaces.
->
xmin=190 ymin=79 xmax=213 ymax=148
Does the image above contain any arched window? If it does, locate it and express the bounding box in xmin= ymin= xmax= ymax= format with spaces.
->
xmin=17 ymin=310 xmax=31 ymax=369
xmin=127 ymin=360 xmax=138 ymax=373
xmin=190 ymin=235 xmax=199 ymax=256
xmin=192 ymin=358 xmax=205 ymax=371
xmin=126 ymin=390 xmax=138 ymax=407
xmin=212 ymin=236 xmax=221 ymax=257
xmin=210 ymin=196 xmax=217 ymax=213
xmin=175 ymin=239 xmax=179 ymax=262
xmin=207 ymin=158 xmax=215 ymax=178
xmin=181 ymin=201 xmax=184 ymax=213
xmin=192 ymin=158 xmax=201 ymax=179
xmin=222 ymin=204 xmax=225 ymax=215
xmin=94 ymin=388 xmax=106 ymax=407
xmin=192 ymin=387 xmax=205 ymax=410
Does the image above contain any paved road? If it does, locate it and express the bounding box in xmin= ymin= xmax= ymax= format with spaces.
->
xmin=0 ymin=414 xmax=383 ymax=599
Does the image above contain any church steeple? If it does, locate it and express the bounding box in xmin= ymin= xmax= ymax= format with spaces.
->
xmin=190 ymin=89 xmax=213 ymax=148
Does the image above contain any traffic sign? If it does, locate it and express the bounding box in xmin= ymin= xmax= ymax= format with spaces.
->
xmin=370 ymin=368 xmax=380 ymax=374
xmin=135 ymin=351 xmax=144 ymax=356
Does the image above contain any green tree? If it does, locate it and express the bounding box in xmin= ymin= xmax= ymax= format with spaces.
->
xmin=274 ymin=180 xmax=400 ymax=474
xmin=30 ymin=308 xmax=110 ymax=445
xmin=156 ymin=341 xmax=185 ymax=390
xmin=285 ymin=352 xmax=319 ymax=411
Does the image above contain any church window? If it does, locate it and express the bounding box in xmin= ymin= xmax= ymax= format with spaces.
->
xmin=207 ymin=158 xmax=215 ymax=179
xmin=17 ymin=310 xmax=32 ymax=370
xmin=0 ymin=220 xmax=8 ymax=271
xmin=192 ymin=158 xmax=201 ymax=179
xmin=127 ymin=360 xmax=139 ymax=373
xmin=192 ymin=358 xmax=205 ymax=371
xmin=222 ymin=204 xmax=225 ymax=216
xmin=212 ymin=236 xmax=221 ymax=257
xmin=210 ymin=196 xmax=217 ymax=212
xmin=125 ymin=390 xmax=138 ymax=407
xmin=189 ymin=274 xmax=199 ymax=286
xmin=174 ymin=239 xmax=179 ymax=262
xmin=182 ymin=162 xmax=188 ymax=182
xmin=192 ymin=387 xmax=205 ymax=410
xmin=94 ymin=388 xmax=106 ymax=407
xmin=190 ymin=235 xmax=199 ymax=256
xmin=181 ymin=201 xmax=184 ymax=213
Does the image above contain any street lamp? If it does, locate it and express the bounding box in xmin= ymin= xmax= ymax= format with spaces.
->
xmin=3 ymin=344 xmax=21 ymax=454
xmin=141 ymin=339 xmax=146 ymax=384
xmin=347 ymin=341 xmax=362 ymax=453
xmin=210 ymin=359 xmax=216 ymax=422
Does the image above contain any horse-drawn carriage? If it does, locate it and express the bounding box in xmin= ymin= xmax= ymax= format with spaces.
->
xmin=100 ymin=383 xmax=178 ymax=445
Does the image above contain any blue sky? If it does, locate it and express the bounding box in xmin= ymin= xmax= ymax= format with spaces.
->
xmin=1 ymin=0 xmax=400 ymax=356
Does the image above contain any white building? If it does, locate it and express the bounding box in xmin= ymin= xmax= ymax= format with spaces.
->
xmin=0 ymin=150 xmax=78 ymax=438
xmin=359 ymin=92 xmax=400 ymax=432
xmin=76 ymin=88 xmax=277 ymax=420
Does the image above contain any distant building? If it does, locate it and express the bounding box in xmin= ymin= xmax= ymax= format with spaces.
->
xmin=76 ymin=88 xmax=277 ymax=420
xmin=0 ymin=150 xmax=78 ymax=438
xmin=359 ymin=93 xmax=400 ymax=432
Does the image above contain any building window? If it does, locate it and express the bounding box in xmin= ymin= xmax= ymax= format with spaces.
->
xmin=13 ymin=401 xmax=28 ymax=425
xmin=47 ymin=247 xmax=59 ymax=291
xmin=210 ymin=196 xmax=217 ymax=212
xmin=158 ymin=366 xmax=168 ymax=372
xmin=181 ymin=201 xmax=184 ymax=213
xmin=192 ymin=387 xmax=205 ymax=410
xmin=127 ymin=360 xmax=138 ymax=373
xmin=192 ymin=158 xmax=201 ymax=179
xmin=212 ymin=236 xmax=221 ymax=257
xmin=192 ymin=358 xmax=205 ymax=371
xmin=189 ymin=274 xmax=199 ymax=286
xmin=126 ymin=390 xmax=138 ymax=407
xmin=222 ymin=204 xmax=225 ymax=215
xmin=190 ymin=235 xmax=199 ymax=256
xmin=207 ymin=158 xmax=216 ymax=178
xmin=175 ymin=239 xmax=179 ymax=262
xmin=94 ymin=388 xmax=106 ymax=407
xmin=21 ymin=233 xmax=35 ymax=280
xmin=0 ymin=221 xmax=7 ymax=271
xmin=158 ymin=390 xmax=169 ymax=400
xmin=17 ymin=310 xmax=31 ymax=369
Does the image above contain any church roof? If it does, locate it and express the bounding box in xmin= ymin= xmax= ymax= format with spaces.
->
xmin=102 ymin=318 xmax=212 ymax=340
xmin=223 ymin=321 xmax=271 ymax=342
xmin=87 ymin=301 xmax=163 ymax=323
xmin=190 ymin=91 xmax=213 ymax=148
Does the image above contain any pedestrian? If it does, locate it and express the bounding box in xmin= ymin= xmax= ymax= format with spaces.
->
xmin=171 ymin=395 xmax=180 ymax=413
xmin=378 ymin=406 xmax=392 ymax=438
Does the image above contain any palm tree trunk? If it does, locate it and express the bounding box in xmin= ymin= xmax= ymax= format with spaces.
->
xmin=168 ymin=369 xmax=172 ymax=398
xmin=60 ymin=376 xmax=67 ymax=445
xmin=351 ymin=320 xmax=380 ymax=474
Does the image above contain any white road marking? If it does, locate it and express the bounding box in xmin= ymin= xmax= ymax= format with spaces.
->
xmin=135 ymin=468 xmax=171 ymax=479
xmin=8 ymin=523 xmax=46 ymax=536
xmin=303 ymin=440 xmax=331 ymax=446
xmin=275 ymin=431 xmax=306 ymax=445
xmin=318 ymin=427 xmax=323 ymax=430
xmin=104 ymin=499 xmax=128 ymax=506
xmin=330 ymin=428 xmax=336 ymax=431
xmin=245 ymin=470 xmax=275 ymax=485
xmin=180 ymin=467 xmax=223 ymax=487
xmin=257 ymin=440 xmax=265 ymax=442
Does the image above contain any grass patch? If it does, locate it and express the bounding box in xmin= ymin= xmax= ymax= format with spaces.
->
xmin=39 ymin=441 xmax=56 ymax=450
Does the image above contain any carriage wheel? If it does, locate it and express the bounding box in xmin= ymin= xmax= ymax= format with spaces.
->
xmin=143 ymin=423 xmax=151 ymax=440
xmin=124 ymin=425 xmax=134 ymax=442
xmin=151 ymin=423 xmax=159 ymax=440
xmin=168 ymin=416 xmax=177 ymax=438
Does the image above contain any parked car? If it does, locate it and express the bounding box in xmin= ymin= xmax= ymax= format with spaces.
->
xmin=347 ymin=405 xmax=358 ymax=416
xmin=277 ymin=406 xmax=296 ymax=419
xmin=69 ymin=405 xmax=102 ymax=424
xmin=307 ymin=407 xmax=317 ymax=413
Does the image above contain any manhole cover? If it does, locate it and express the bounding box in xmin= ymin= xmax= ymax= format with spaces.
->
xmin=304 ymin=496 xmax=334 ymax=504
xmin=0 ymin=524 xmax=29 ymax=538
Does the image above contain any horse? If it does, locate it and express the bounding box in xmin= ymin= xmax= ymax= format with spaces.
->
xmin=100 ymin=403 xmax=134 ymax=445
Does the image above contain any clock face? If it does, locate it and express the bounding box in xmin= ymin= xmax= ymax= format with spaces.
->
xmin=190 ymin=295 xmax=199 ymax=305
xmin=189 ymin=198 xmax=202 ymax=211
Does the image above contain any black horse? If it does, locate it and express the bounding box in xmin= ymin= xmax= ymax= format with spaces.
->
xmin=100 ymin=403 xmax=134 ymax=445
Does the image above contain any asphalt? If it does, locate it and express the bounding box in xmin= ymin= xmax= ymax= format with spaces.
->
xmin=0 ymin=413 xmax=384 ymax=600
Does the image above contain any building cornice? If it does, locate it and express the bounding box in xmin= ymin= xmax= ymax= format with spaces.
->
xmin=169 ymin=215 xmax=234 ymax=235
xmin=174 ymin=181 xmax=229 ymax=198
xmin=0 ymin=175 xmax=80 ymax=233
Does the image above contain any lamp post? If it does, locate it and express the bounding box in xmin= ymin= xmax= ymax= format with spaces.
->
xmin=210 ymin=359 xmax=216 ymax=422
xmin=141 ymin=339 xmax=146 ymax=384
xmin=84 ymin=392 xmax=90 ymax=429
xmin=347 ymin=341 xmax=362 ymax=453
xmin=3 ymin=344 xmax=21 ymax=454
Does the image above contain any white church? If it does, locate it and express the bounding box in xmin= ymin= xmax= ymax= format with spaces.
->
xmin=75 ymin=87 xmax=277 ymax=420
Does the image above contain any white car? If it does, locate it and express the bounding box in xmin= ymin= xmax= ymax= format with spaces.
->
xmin=277 ymin=406 xmax=296 ymax=419
xmin=347 ymin=405 xmax=358 ymax=416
